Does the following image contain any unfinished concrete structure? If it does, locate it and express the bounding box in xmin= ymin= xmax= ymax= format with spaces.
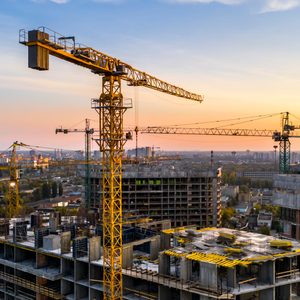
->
xmin=1 ymin=216 xmax=300 ymax=300
xmin=0 ymin=217 xmax=161 ymax=300
xmin=155 ymin=227 xmax=300 ymax=300
xmin=87 ymin=161 xmax=222 ymax=227
xmin=273 ymin=174 xmax=300 ymax=240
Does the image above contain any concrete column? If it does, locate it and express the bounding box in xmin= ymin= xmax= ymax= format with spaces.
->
xmin=160 ymin=233 xmax=171 ymax=250
xmin=159 ymin=253 xmax=170 ymax=276
xmin=180 ymin=258 xmax=191 ymax=282
xmin=227 ymin=267 xmax=237 ymax=289
xmin=150 ymin=236 xmax=160 ymax=260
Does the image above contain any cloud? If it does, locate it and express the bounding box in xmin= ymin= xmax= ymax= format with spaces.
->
xmin=30 ymin=0 xmax=300 ymax=12
xmin=92 ymin=0 xmax=124 ymax=2
xmin=261 ymin=0 xmax=300 ymax=13
xmin=167 ymin=0 xmax=244 ymax=4
xmin=50 ymin=0 xmax=69 ymax=3
xmin=31 ymin=0 xmax=70 ymax=3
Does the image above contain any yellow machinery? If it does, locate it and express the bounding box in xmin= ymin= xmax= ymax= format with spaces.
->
xmin=270 ymin=240 xmax=292 ymax=249
xmin=19 ymin=27 xmax=203 ymax=300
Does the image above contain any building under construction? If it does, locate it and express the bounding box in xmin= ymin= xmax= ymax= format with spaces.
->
xmin=86 ymin=161 xmax=222 ymax=227
xmin=0 ymin=218 xmax=300 ymax=300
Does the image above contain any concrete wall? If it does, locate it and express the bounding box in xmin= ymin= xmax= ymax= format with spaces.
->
xmin=89 ymin=236 xmax=101 ymax=261
xmin=61 ymin=231 xmax=71 ymax=254
xmin=199 ymin=262 xmax=217 ymax=290
xmin=123 ymin=245 xmax=133 ymax=268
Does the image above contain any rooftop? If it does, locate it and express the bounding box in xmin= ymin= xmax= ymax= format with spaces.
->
xmin=88 ymin=160 xmax=221 ymax=178
xmin=163 ymin=227 xmax=300 ymax=267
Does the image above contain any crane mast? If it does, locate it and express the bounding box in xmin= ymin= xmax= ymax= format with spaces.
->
xmin=56 ymin=119 xmax=94 ymax=209
xmin=7 ymin=142 xmax=20 ymax=218
xmin=19 ymin=26 xmax=203 ymax=300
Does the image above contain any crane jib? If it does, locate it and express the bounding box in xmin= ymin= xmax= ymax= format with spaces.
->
xmin=20 ymin=28 xmax=203 ymax=102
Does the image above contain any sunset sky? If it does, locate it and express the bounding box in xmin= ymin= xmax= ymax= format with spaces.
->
xmin=1 ymin=0 xmax=300 ymax=152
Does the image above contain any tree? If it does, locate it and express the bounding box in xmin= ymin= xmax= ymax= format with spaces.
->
xmin=58 ymin=183 xmax=63 ymax=196
xmin=221 ymin=207 xmax=236 ymax=226
xmin=239 ymin=185 xmax=249 ymax=193
xmin=51 ymin=181 xmax=58 ymax=198
xmin=259 ymin=225 xmax=270 ymax=235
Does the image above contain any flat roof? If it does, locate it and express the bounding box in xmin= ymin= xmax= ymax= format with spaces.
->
xmin=163 ymin=227 xmax=300 ymax=267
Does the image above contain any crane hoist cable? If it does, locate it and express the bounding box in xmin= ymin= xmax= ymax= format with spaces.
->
xmin=162 ymin=112 xmax=281 ymax=128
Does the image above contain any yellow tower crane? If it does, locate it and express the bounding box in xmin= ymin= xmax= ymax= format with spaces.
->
xmin=140 ymin=112 xmax=300 ymax=174
xmin=0 ymin=142 xmax=27 ymax=217
xmin=56 ymin=119 xmax=95 ymax=209
xmin=19 ymin=26 xmax=203 ymax=300
xmin=7 ymin=142 xmax=21 ymax=218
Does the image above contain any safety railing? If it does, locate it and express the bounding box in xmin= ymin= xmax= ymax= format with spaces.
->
xmin=276 ymin=269 xmax=300 ymax=281
xmin=0 ymin=271 xmax=62 ymax=299
xmin=238 ymin=277 xmax=257 ymax=291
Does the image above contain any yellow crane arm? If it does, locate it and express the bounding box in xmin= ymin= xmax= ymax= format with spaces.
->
xmin=19 ymin=27 xmax=203 ymax=102
xmin=140 ymin=127 xmax=276 ymax=137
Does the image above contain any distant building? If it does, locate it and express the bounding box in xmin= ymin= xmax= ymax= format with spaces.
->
xmin=86 ymin=161 xmax=222 ymax=227
xmin=237 ymin=170 xmax=277 ymax=181
xmin=273 ymin=174 xmax=300 ymax=239
xmin=261 ymin=189 xmax=273 ymax=205
xmin=127 ymin=146 xmax=152 ymax=158
xmin=257 ymin=210 xmax=273 ymax=228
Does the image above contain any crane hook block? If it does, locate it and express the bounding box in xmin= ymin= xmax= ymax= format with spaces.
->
xmin=28 ymin=30 xmax=49 ymax=71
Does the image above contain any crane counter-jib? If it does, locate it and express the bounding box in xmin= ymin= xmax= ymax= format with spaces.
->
xmin=19 ymin=28 xmax=203 ymax=102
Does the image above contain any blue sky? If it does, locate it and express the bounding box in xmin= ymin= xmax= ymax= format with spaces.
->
xmin=1 ymin=0 xmax=300 ymax=151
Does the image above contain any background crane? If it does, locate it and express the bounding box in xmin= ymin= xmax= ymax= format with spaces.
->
xmin=140 ymin=112 xmax=300 ymax=174
xmin=56 ymin=119 xmax=95 ymax=209
xmin=19 ymin=26 xmax=203 ymax=300
xmin=1 ymin=141 xmax=32 ymax=218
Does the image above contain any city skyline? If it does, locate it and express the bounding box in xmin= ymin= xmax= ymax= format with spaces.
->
xmin=1 ymin=0 xmax=300 ymax=151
